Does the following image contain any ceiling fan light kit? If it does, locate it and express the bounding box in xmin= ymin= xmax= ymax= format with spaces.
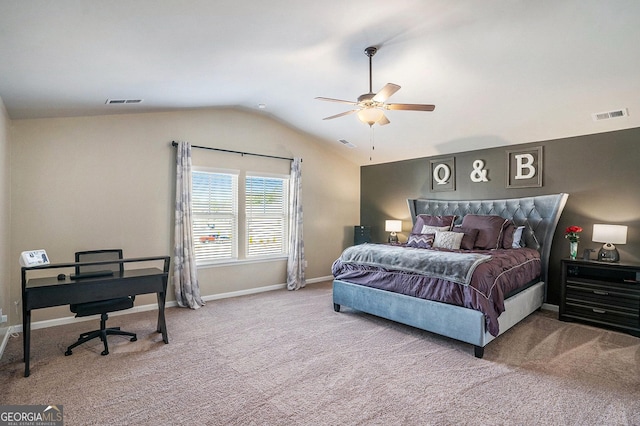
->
xmin=316 ymin=46 xmax=435 ymax=127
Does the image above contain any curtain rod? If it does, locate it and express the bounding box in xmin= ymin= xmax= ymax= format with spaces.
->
xmin=171 ymin=141 xmax=296 ymax=162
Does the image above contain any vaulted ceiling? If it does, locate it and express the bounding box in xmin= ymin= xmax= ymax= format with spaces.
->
xmin=1 ymin=1 xmax=639 ymax=165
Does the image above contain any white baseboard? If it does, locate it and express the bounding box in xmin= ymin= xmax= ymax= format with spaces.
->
xmin=8 ymin=275 xmax=335 ymax=335
xmin=541 ymin=303 xmax=559 ymax=312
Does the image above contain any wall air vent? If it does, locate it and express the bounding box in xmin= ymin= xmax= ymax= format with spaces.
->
xmin=339 ymin=139 xmax=357 ymax=148
xmin=105 ymin=99 xmax=144 ymax=104
xmin=591 ymin=108 xmax=629 ymax=122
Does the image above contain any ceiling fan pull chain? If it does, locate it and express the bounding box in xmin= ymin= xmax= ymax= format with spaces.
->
xmin=369 ymin=126 xmax=375 ymax=161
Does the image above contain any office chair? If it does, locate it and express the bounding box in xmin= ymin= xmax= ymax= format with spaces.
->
xmin=65 ymin=249 xmax=137 ymax=356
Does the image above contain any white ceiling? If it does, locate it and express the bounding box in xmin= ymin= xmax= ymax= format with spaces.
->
xmin=1 ymin=0 xmax=639 ymax=165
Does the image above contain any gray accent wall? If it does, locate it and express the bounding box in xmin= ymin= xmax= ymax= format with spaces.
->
xmin=361 ymin=127 xmax=640 ymax=305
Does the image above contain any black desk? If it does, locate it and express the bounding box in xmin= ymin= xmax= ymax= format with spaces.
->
xmin=21 ymin=256 xmax=170 ymax=377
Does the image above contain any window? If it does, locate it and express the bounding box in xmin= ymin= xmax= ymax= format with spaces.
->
xmin=192 ymin=169 xmax=238 ymax=263
xmin=245 ymin=174 xmax=289 ymax=257
xmin=192 ymin=168 xmax=289 ymax=266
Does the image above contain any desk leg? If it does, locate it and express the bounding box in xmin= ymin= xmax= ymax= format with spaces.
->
xmin=156 ymin=291 xmax=169 ymax=344
xmin=23 ymin=309 xmax=31 ymax=377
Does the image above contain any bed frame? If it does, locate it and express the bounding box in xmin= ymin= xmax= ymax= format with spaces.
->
xmin=333 ymin=193 xmax=569 ymax=358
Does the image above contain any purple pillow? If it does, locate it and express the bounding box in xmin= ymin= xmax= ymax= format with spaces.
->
xmin=406 ymin=233 xmax=435 ymax=249
xmin=452 ymin=226 xmax=480 ymax=250
xmin=460 ymin=214 xmax=510 ymax=250
xmin=411 ymin=215 xmax=456 ymax=234
xmin=502 ymin=222 xmax=516 ymax=249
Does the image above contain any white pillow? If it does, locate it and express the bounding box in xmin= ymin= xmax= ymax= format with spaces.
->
xmin=433 ymin=231 xmax=464 ymax=250
xmin=512 ymin=226 xmax=526 ymax=248
xmin=421 ymin=225 xmax=450 ymax=234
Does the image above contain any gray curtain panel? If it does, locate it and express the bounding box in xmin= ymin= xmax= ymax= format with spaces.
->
xmin=173 ymin=141 xmax=205 ymax=308
xmin=287 ymin=157 xmax=306 ymax=290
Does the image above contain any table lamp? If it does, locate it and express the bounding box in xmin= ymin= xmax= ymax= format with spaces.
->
xmin=385 ymin=220 xmax=402 ymax=243
xmin=592 ymin=224 xmax=627 ymax=262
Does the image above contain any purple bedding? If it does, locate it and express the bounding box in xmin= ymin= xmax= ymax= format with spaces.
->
xmin=331 ymin=244 xmax=541 ymax=336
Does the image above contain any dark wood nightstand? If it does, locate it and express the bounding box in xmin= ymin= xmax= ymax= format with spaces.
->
xmin=560 ymin=259 xmax=640 ymax=337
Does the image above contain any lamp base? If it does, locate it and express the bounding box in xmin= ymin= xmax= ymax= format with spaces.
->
xmin=597 ymin=243 xmax=620 ymax=262
xmin=388 ymin=232 xmax=398 ymax=244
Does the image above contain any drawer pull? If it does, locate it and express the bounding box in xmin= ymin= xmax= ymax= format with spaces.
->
xmin=592 ymin=290 xmax=609 ymax=295
xmin=592 ymin=308 xmax=607 ymax=314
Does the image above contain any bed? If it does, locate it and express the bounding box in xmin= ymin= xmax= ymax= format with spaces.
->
xmin=332 ymin=193 xmax=568 ymax=358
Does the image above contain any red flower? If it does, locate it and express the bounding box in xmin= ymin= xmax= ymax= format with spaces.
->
xmin=565 ymin=225 xmax=582 ymax=242
xmin=565 ymin=226 xmax=583 ymax=234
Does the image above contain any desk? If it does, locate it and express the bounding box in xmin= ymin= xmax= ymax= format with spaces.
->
xmin=21 ymin=256 xmax=170 ymax=377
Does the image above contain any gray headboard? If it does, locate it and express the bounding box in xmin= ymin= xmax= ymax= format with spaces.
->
xmin=407 ymin=193 xmax=569 ymax=286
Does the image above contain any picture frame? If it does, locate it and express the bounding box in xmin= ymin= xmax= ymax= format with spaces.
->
xmin=506 ymin=146 xmax=543 ymax=188
xmin=430 ymin=157 xmax=456 ymax=192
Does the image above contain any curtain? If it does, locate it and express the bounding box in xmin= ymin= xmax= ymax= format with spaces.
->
xmin=287 ymin=157 xmax=306 ymax=290
xmin=173 ymin=141 xmax=205 ymax=309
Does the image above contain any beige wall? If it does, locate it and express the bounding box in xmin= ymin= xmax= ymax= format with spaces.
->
xmin=0 ymin=97 xmax=10 ymax=332
xmin=9 ymin=108 xmax=360 ymax=324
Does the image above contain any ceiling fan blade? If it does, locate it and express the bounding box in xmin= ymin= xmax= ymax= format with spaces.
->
xmin=377 ymin=114 xmax=390 ymax=126
xmin=385 ymin=103 xmax=436 ymax=112
xmin=322 ymin=110 xmax=359 ymax=120
xmin=315 ymin=97 xmax=358 ymax=105
xmin=372 ymin=83 xmax=401 ymax=103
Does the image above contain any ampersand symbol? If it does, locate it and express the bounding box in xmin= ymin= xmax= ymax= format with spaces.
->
xmin=470 ymin=160 xmax=488 ymax=182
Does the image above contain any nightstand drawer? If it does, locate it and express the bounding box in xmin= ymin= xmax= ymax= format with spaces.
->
xmin=565 ymin=282 xmax=640 ymax=311
xmin=564 ymin=301 xmax=640 ymax=329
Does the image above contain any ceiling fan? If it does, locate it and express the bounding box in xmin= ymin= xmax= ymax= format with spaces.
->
xmin=316 ymin=46 xmax=435 ymax=126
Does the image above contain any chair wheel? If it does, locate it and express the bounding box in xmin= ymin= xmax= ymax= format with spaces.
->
xmin=64 ymin=350 xmax=72 ymax=356
xmin=101 ymin=350 xmax=109 ymax=356
xmin=130 ymin=336 xmax=137 ymax=342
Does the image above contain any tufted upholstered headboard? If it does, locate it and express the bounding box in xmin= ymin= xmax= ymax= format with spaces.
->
xmin=407 ymin=193 xmax=569 ymax=286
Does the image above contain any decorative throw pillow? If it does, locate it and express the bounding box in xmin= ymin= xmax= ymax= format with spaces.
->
xmin=460 ymin=214 xmax=510 ymax=250
xmin=512 ymin=226 xmax=526 ymax=248
xmin=411 ymin=215 xmax=456 ymax=234
xmin=501 ymin=222 xmax=516 ymax=249
xmin=452 ymin=226 xmax=480 ymax=250
xmin=406 ymin=233 xmax=435 ymax=249
xmin=433 ymin=231 xmax=464 ymax=250
xmin=421 ymin=225 xmax=451 ymax=234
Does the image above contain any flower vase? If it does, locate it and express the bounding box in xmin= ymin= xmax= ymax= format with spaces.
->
xmin=569 ymin=241 xmax=578 ymax=260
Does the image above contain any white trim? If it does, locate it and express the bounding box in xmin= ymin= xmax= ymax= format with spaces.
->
xmin=541 ymin=303 xmax=559 ymax=312
xmin=0 ymin=326 xmax=13 ymax=360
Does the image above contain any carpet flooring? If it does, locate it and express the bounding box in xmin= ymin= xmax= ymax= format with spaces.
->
xmin=1 ymin=281 xmax=639 ymax=425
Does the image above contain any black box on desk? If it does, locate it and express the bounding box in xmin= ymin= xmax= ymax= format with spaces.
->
xmin=354 ymin=226 xmax=371 ymax=245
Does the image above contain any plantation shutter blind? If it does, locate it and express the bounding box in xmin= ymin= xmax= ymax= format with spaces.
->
xmin=192 ymin=170 xmax=238 ymax=263
xmin=245 ymin=174 xmax=289 ymax=257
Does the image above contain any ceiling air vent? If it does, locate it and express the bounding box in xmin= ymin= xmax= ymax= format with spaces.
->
xmin=591 ymin=108 xmax=629 ymax=122
xmin=339 ymin=139 xmax=357 ymax=148
xmin=105 ymin=99 xmax=144 ymax=104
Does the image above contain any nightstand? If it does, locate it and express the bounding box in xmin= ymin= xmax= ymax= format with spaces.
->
xmin=559 ymin=259 xmax=640 ymax=337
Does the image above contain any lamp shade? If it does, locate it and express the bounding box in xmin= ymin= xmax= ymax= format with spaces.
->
xmin=592 ymin=224 xmax=627 ymax=244
xmin=385 ymin=220 xmax=402 ymax=233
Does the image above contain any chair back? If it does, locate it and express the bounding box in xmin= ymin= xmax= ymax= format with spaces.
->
xmin=75 ymin=249 xmax=124 ymax=275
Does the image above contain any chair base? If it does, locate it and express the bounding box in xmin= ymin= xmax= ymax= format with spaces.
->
xmin=65 ymin=313 xmax=137 ymax=356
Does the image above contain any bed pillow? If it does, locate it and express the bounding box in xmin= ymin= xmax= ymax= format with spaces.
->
xmin=433 ymin=231 xmax=464 ymax=250
xmin=452 ymin=226 xmax=480 ymax=250
xmin=411 ymin=215 xmax=456 ymax=234
xmin=512 ymin=225 xmax=526 ymax=248
xmin=501 ymin=222 xmax=516 ymax=249
xmin=501 ymin=223 xmax=527 ymax=249
xmin=406 ymin=233 xmax=435 ymax=249
xmin=460 ymin=214 xmax=510 ymax=250
xmin=421 ymin=225 xmax=451 ymax=234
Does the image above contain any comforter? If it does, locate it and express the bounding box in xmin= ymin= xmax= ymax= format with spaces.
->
xmin=331 ymin=244 xmax=541 ymax=336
